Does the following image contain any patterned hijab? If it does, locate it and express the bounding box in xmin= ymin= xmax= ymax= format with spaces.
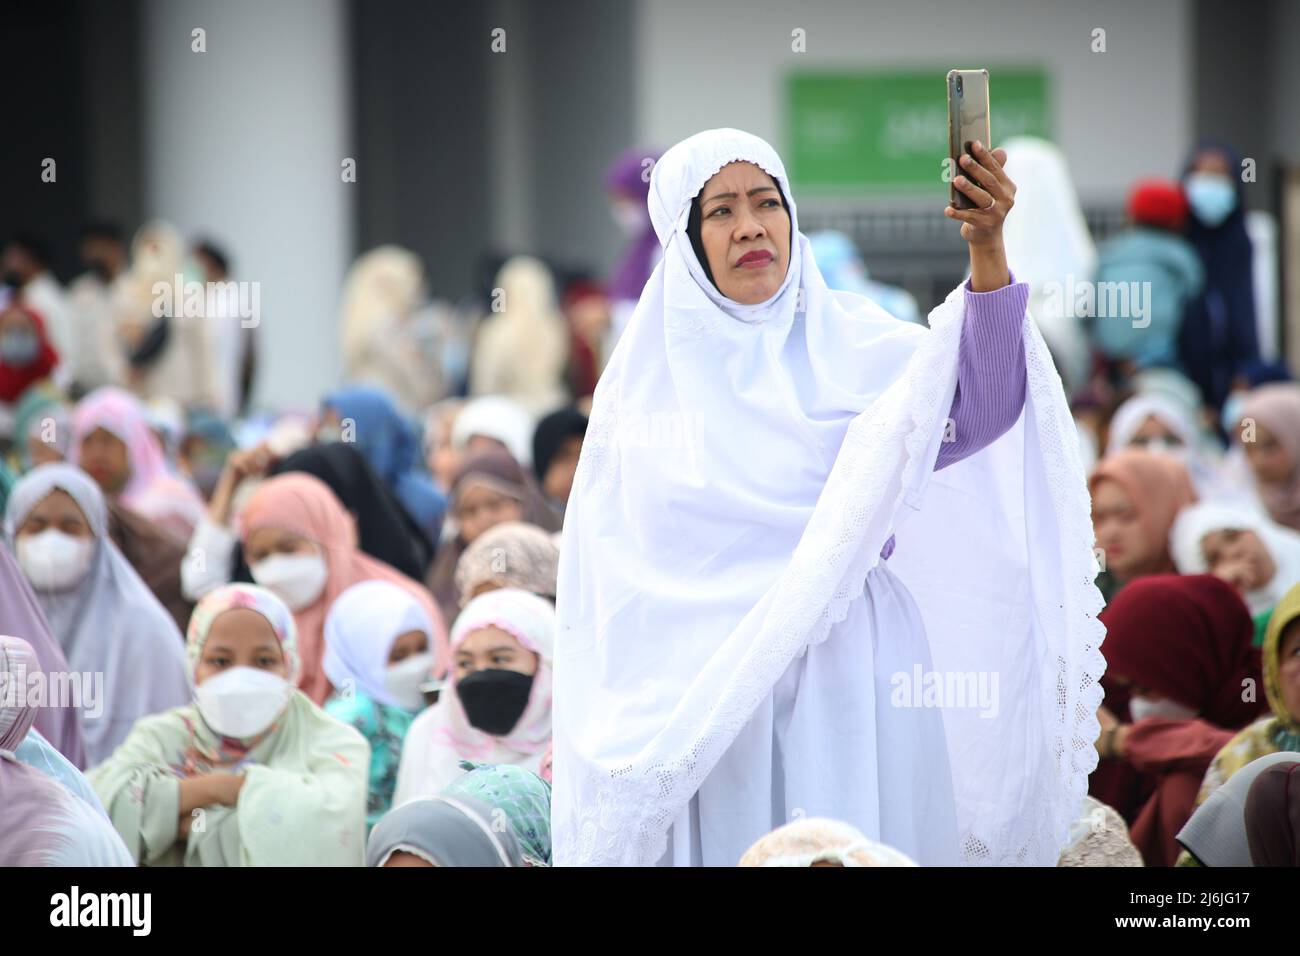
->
xmin=186 ymin=583 xmax=301 ymax=686
xmin=738 ymin=818 xmax=919 ymax=867
xmin=453 ymin=520 xmax=560 ymax=606
xmin=443 ymin=760 xmax=551 ymax=865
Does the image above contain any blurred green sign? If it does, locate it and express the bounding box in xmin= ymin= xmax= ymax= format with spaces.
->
xmin=786 ymin=67 xmax=1051 ymax=192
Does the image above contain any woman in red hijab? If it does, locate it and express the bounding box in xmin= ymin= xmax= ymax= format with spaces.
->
xmin=0 ymin=303 xmax=58 ymax=404
xmin=1090 ymin=574 xmax=1266 ymax=865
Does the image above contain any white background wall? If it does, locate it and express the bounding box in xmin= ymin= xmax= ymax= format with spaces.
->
xmin=142 ymin=0 xmax=352 ymax=412
xmin=635 ymin=0 xmax=1192 ymax=204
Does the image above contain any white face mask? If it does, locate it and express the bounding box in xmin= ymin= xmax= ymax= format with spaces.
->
xmin=383 ymin=651 xmax=435 ymax=711
xmin=16 ymin=529 xmax=96 ymax=591
xmin=250 ymin=551 xmax=328 ymax=611
xmin=1131 ymin=436 xmax=1187 ymax=462
xmin=194 ymin=666 xmax=293 ymax=739
xmin=1129 ymin=695 xmax=1198 ymax=722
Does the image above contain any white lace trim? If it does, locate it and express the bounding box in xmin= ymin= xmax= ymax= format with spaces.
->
xmin=562 ymin=284 xmax=1105 ymax=866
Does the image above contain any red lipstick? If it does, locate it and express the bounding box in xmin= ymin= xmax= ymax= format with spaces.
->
xmin=736 ymin=250 xmax=773 ymax=268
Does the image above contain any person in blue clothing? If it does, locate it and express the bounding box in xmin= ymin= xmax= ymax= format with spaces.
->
xmin=1177 ymin=141 xmax=1259 ymax=412
xmin=1091 ymin=178 xmax=1203 ymax=375
xmin=319 ymin=383 xmax=447 ymax=546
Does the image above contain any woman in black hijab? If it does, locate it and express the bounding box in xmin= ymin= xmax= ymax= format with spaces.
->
xmin=226 ymin=442 xmax=431 ymax=584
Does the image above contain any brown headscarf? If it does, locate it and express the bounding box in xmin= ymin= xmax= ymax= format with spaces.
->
xmin=1240 ymin=383 xmax=1300 ymax=531
xmin=107 ymin=500 xmax=193 ymax=634
xmin=424 ymin=451 xmax=560 ymax=625
xmin=1089 ymin=448 xmax=1198 ymax=576
xmin=1244 ymin=760 xmax=1300 ymax=866
xmin=453 ymin=520 xmax=560 ymax=607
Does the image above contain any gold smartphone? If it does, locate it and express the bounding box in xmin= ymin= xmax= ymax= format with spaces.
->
xmin=947 ymin=69 xmax=990 ymax=209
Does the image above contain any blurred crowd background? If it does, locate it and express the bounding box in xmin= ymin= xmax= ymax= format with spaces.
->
xmin=2 ymin=0 xmax=1300 ymax=869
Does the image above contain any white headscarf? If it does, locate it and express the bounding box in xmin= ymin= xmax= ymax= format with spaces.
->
xmin=323 ymin=579 xmax=437 ymax=709
xmin=450 ymin=395 xmax=535 ymax=468
xmin=1106 ymin=391 xmax=1200 ymax=455
xmin=1170 ymin=501 xmax=1300 ymax=614
xmin=1106 ymin=391 xmax=1244 ymax=503
xmin=393 ymin=588 xmax=553 ymax=804
xmin=3 ymin=464 xmax=190 ymax=767
xmin=553 ymin=128 xmax=1105 ymax=866
xmin=999 ymin=136 xmax=1095 ymax=391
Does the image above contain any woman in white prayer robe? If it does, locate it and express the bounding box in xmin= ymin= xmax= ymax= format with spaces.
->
xmin=552 ymin=128 xmax=1105 ymax=867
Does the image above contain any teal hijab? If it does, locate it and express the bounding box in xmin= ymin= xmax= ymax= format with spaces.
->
xmin=444 ymin=760 xmax=552 ymax=866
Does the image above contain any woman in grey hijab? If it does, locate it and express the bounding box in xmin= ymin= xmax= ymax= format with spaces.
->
xmin=366 ymin=795 xmax=524 ymax=867
xmin=1176 ymin=751 xmax=1300 ymax=865
xmin=3 ymin=462 xmax=190 ymax=766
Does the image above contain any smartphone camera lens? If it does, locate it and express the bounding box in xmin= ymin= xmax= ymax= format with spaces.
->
xmin=955 ymin=74 xmax=963 ymax=95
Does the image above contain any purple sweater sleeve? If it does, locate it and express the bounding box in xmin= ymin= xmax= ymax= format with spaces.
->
xmin=880 ymin=272 xmax=1028 ymax=560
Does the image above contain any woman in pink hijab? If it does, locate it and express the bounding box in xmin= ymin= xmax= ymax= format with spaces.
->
xmin=71 ymin=386 xmax=205 ymax=539
xmin=1089 ymin=448 xmax=1198 ymax=604
xmin=238 ymin=472 xmax=449 ymax=705
xmin=1237 ymin=383 xmax=1300 ymax=531
xmin=0 ymin=636 xmax=133 ymax=865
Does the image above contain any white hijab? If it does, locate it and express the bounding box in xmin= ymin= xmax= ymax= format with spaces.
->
xmin=1106 ymin=391 xmax=1246 ymax=504
xmin=1170 ymin=501 xmax=1300 ymax=615
xmin=553 ymin=128 xmax=1105 ymax=866
xmin=3 ymin=464 xmax=190 ymax=767
xmin=323 ymin=579 xmax=438 ymax=709
xmin=999 ymin=136 xmax=1095 ymax=391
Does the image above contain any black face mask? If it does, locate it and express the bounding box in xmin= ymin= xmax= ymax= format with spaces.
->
xmin=456 ymin=668 xmax=534 ymax=736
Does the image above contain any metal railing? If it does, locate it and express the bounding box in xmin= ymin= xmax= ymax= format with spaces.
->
xmin=800 ymin=205 xmax=1128 ymax=314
